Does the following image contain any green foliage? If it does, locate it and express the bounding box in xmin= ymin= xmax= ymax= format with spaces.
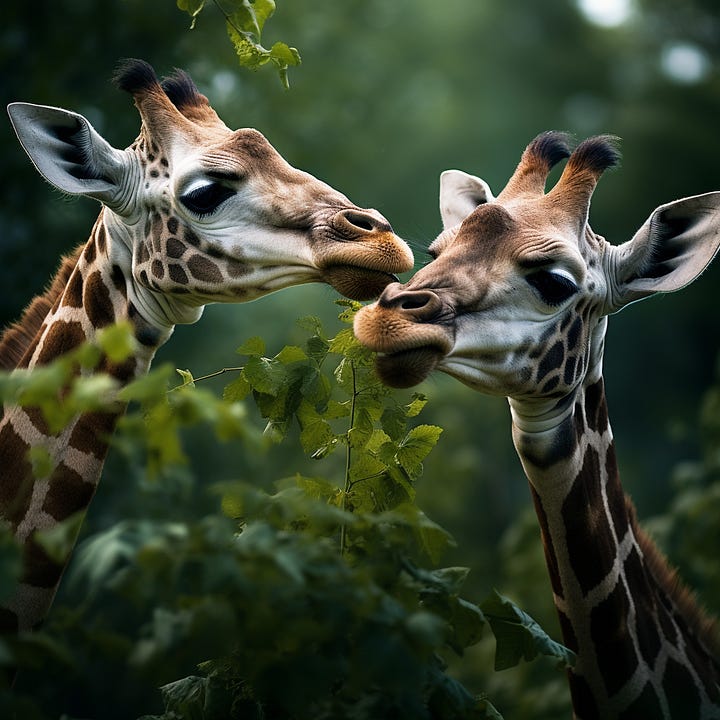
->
xmin=479 ymin=591 xmax=575 ymax=672
xmin=0 ymin=308 xmax=574 ymax=719
xmin=176 ymin=0 xmax=300 ymax=88
xmin=0 ymin=323 xmax=136 ymax=433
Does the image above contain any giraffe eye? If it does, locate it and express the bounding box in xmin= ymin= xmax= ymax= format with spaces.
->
xmin=526 ymin=270 xmax=578 ymax=306
xmin=180 ymin=182 xmax=235 ymax=217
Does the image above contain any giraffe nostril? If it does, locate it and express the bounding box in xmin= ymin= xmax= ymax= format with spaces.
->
xmin=400 ymin=296 xmax=430 ymax=310
xmin=337 ymin=209 xmax=391 ymax=235
xmin=379 ymin=286 xmax=441 ymax=318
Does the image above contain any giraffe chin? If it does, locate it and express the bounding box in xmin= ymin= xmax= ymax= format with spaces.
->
xmin=323 ymin=266 xmax=399 ymax=301
xmin=374 ymin=347 xmax=443 ymax=388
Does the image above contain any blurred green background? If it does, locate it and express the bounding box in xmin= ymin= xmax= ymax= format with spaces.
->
xmin=2 ymin=0 xmax=720 ymax=716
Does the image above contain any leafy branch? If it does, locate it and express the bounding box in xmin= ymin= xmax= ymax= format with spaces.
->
xmin=0 ymin=307 xmax=575 ymax=719
xmin=177 ymin=0 xmax=301 ymax=88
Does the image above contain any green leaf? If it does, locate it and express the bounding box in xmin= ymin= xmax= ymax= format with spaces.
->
xmin=223 ymin=373 xmax=252 ymax=402
xmin=252 ymin=0 xmax=277 ymax=35
xmin=397 ymin=424 xmax=443 ymax=479
xmin=412 ymin=508 xmax=456 ymax=564
xmin=244 ymin=355 xmax=286 ymax=395
xmin=297 ymin=400 xmax=335 ymax=456
xmin=176 ymin=368 xmax=195 ymax=388
xmin=406 ymin=393 xmax=429 ymax=418
xmin=96 ymin=322 xmax=136 ymax=363
xmin=347 ymin=406 xmax=374 ymax=450
xmin=28 ymin=444 xmax=53 ymax=480
xmin=305 ymin=334 xmax=329 ymax=364
xmin=177 ymin=0 xmax=206 ymax=29
xmin=382 ymin=504 xmax=455 ymax=564
xmin=69 ymin=373 xmax=119 ymax=410
xmin=381 ymin=404 xmax=407 ymax=440
xmin=480 ymin=589 xmax=576 ymax=671
xmin=118 ymin=364 xmax=174 ymax=403
xmin=275 ymin=345 xmax=307 ymax=364
xmin=236 ymin=336 xmax=265 ymax=357
xmin=428 ymin=566 xmax=471 ymax=595
xmin=333 ymin=357 xmax=356 ymax=395
xmin=335 ymin=299 xmax=363 ymax=324
xmin=348 ymin=450 xmax=386 ymax=484
xmin=159 ymin=674 xmax=208 ymax=718
xmin=449 ymin=596 xmax=487 ymax=652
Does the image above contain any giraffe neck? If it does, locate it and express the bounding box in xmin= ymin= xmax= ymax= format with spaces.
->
xmin=0 ymin=209 xmax=175 ymax=633
xmin=509 ymin=378 xmax=720 ymax=719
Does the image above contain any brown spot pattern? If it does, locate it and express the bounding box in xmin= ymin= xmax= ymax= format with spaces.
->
xmin=84 ymin=271 xmax=115 ymax=328
xmin=96 ymin=223 xmax=107 ymax=254
xmin=590 ymin=581 xmax=638 ymax=696
xmin=169 ymin=264 xmax=189 ymax=285
xmin=42 ymin=463 xmax=95 ymax=521
xmin=562 ymin=446 xmax=615 ymax=595
xmin=187 ymin=254 xmax=222 ymax=283
xmin=152 ymin=260 xmax=165 ymax=279
xmin=529 ymin=484 xmax=564 ymax=598
xmin=618 ymin=682 xmax=663 ymax=720
xmin=23 ymin=406 xmax=50 ymax=436
xmin=36 ymin=321 xmax=86 ymax=364
xmin=68 ymin=411 xmax=118 ymax=456
xmin=664 ymin=657 xmax=701 ymax=717
xmin=568 ymin=673 xmax=600 ymax=720
xmin=62 ymin=271 xmax=84 ymax=308
xmin=166 ymin=237 xmax=186 ymax=259
xmin=83 ymin=239 xmax=96 ymax=264
xmin=0 ymin=424 xmax=33 ymax=528
xmin=624 ymin=547 xmax=662 ymax=666
xmin=21 ymin=537 xmax=63 ymax=588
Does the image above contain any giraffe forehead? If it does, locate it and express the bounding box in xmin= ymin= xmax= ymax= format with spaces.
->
xmin=453 ymin=205 xmax=585 ymax=277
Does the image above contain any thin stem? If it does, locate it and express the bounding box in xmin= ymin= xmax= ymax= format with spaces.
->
xmin=339 ymin=360 xmax=357 ymax=557
xmin=347 ymin=471 xmax=385 ymax=491
xmin=212 ymin=0 xmax=258 ymax=39
xmin=171 ymin=366 xmax=244 ymax=392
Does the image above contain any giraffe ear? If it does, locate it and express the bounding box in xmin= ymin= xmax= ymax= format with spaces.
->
xmin=439 ymin=170 xmax=494 ymax=230
xmin=609 ymin=192 xmax=720 ymax=312
xmin=7 ymin=102 xmax=129 ymax=205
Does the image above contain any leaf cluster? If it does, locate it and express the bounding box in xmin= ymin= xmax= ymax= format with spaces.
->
xmin=177 ymin=0 xmax=301 ymax=88
xmin=0 ymin=308 xmax=573 ymax=719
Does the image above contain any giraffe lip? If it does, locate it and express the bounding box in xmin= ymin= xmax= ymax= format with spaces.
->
xmin=322 ymin=265 xmax=399 ymax=300
xmin=374 ymin=345 xmax=445 ymax=388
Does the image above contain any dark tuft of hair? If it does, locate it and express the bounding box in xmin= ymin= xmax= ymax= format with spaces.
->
xmin=161 ymin=68 xmax=203 ymax=111
xmin=527 ymin=131 xmax=573 ymax=169
xmin=570 ymin=135 xmax=622 ymax=174
xmin=113 ymin=58 xmax=160 ymax=95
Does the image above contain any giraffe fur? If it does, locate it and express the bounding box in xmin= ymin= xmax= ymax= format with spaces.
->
xmin=1 ymin=58 xmax=413 ymax=636
xmin=355 ymin=133 xmax=720 ymax=718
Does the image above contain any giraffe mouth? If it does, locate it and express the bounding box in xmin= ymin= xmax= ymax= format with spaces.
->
xmin=322 ymin=265 xmax=399 ymax=300
xmin=374 ymin=346 xmax=446 ymax=388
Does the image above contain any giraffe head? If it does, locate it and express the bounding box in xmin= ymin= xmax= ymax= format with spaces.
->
xmin=355 ymin=132 xmax=720 ymax=403
xmin=7 ymin=60 xmax=413 ymax=327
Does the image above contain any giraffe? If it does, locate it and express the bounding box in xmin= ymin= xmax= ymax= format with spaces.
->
xmin=354 ymin=132 xmax=720 ymax=718
xmin=0 ymin=58 xmax=413 ymax=636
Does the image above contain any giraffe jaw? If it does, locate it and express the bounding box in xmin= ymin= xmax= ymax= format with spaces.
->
xmin=353 ymin=304 xmax=453 ymax=387
xmin=322 ymin=266 xmax=400 ymax=300
xmin=374 ymin=346 xmax=445 ymax=388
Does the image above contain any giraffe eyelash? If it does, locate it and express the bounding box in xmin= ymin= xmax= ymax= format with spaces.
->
xmin=526 ymin=269 xmax=578 ymax=306
xmin=180 ymin=182 xmax=236 ymax=217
